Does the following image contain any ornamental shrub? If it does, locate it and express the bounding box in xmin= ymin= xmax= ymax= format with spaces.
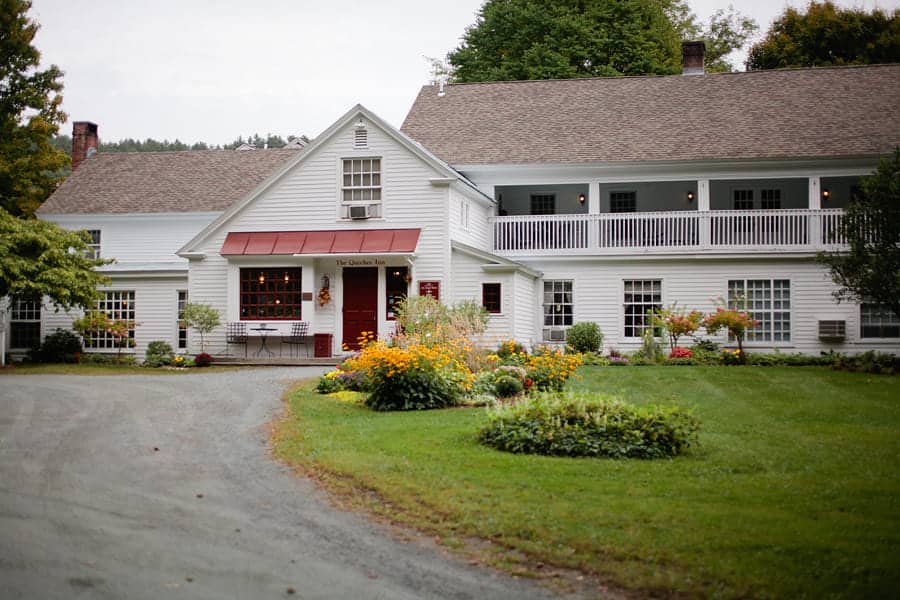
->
xmin=144 ymin=340 xmax=174 ymax=367
xmin=31 ymin=328 xmax=82 ymax=363
xmin=669 ymin=346 xmax=693 ymax=359
xmin=478 ymin=392 xmax=701 ymax=459
xmin=565 ymin=321 xmax=604 ymax=354
xmin=494 ymin=375 xmax=524 ymax=398
xmin=194 ymin=352 xmax=213 ymax=367
xmin=316 ymin=370 xmax=346 ymax=393
xmin=344 ymin=339 xmax=474 ymax=410
xmin=495 ymin=340 xmax=526 ymax=359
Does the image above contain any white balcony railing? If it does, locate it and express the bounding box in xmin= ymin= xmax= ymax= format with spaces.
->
xmin=490 ymin=209 xmax=847 ymax=255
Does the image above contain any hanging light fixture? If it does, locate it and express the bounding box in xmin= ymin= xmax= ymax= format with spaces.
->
xmin=258 ymin=273 xmax=265 ymax=284
xmin=284 ymin=272 xmax=290 ymax=283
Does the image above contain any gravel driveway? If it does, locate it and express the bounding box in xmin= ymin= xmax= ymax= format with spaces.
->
xmin=0 ymin=369 xmax=562 ymax=599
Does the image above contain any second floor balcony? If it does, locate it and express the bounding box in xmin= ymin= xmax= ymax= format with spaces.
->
xmin=490 ymin=208 xmax=848 ymax=256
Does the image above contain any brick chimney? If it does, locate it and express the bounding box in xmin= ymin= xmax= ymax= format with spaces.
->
xmin=72 ymin=121 xmax=99 ymax=170
xmin=682 ymin=41 xmax=705 ymax=76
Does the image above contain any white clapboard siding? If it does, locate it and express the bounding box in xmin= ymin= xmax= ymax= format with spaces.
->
xmin=449 ymin=248 xmax=515 ymax=346
xmin=524 ymin=258 xmax=890 ymax=354
xmin=449 ymin=188 xmax=491 ymax=250
xmin=42 ymin=213 xmax=217 ymax=264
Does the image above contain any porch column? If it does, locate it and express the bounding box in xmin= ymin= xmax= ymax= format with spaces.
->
xmin=302 ymin=262 xmax=316 ymax=330
xmin=808 ymin=176 xmax=822 ymax=247
xmin=588 ymin=181 xmax=600 ymax=214
xmin=698 ymin=179 xmax=710 ymax=249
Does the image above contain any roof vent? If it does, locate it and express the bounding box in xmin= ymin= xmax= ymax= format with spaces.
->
xmin=354 ymin=127 xmax=367 ymax=149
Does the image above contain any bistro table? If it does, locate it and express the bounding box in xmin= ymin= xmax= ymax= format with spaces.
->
xmin=251 ymin=325 xmax=277 ymax=357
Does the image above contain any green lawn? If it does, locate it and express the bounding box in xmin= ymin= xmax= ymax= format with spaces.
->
xmin=273 ymin=366 xmax=899 ymax=598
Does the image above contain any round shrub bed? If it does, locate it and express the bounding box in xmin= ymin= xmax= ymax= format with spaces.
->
xmin=478 ymin=393 xmax=700 ymax=459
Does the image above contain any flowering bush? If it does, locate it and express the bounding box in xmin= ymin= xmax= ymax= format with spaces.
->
xmin=720 ymin=348 xmax=744 ymax=365
xmin=172 ymin=355 xmax=187 ymax=368
xmin=495 ymin=340 xmax=526 ymax=359
xmin=525 ymin=349 xmax=583 ymax=391
xmin=652 ymin=306 xmax=704 ymax=349
xmin=316 ymin=369 xmax=345 ymax=393
xmin=669 ymin=346 xmax=693 ymax=359
xmin=343 ymin=339 xmax=474 ymax=410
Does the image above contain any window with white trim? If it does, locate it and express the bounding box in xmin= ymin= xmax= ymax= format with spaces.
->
xmin=733 ymin=189 xmax=753 ymax=210
xmin=860 ymin=303 xmax=900 ymax=338
xmin=543 ymin=280 xmax=573 ymax=341
xmin=341 ymin=158 xmax=381 ymax=216
xmin=9 ymin=298 xmax=41 ymax=349
xmin=177 ymin=290 xmax=188 ymax=349
xmin=728 ymin=279 xmax=791 ymax=342
xmin=85 ymin=291 xmax=136 ymax=349
xmin=624 ymin=280 xmax=661 ymax=337
xmin=610 ymin=191 xmax=637 ymax=213
xmin=85 ymin=230 xmax=101 ymax=259
xmin=760 ymin=189 xmax=781 ymax=209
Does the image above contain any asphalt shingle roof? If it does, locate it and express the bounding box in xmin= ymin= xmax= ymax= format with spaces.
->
xmin=38 ymin=149 xmax=299 ymax=214
xmin=400 ymin=65 xmax=900 ymax=165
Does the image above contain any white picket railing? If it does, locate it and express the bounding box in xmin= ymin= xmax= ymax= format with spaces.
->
xmin=490 ymin=209 xmax=847 ymax=255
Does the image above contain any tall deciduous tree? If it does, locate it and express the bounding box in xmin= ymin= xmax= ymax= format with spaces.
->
xmin=0 ymin=0 xmax=70 ymax=217
xmin=818 ymin=149 xmax=900 ymax=317
xmin=446 ymin=0 xmax=756 ymax=83
xmin=746 ymin=1 xmax=900 ymax=70
xmin=0 ymin=207 xmax=110 ymax=309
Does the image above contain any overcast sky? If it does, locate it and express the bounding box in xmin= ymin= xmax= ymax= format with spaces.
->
xmin=29 ymin=0 xmax=899 ymax=145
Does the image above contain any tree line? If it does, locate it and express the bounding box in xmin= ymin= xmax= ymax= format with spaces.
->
xmin=50 ymin=132 xmax=310 ymax=154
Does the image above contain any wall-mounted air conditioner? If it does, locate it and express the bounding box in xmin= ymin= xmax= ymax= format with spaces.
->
xmin=349 ymin=205 xmax=370 ymax=220
xmin=818 ymin=320 xmax=846 ymax=343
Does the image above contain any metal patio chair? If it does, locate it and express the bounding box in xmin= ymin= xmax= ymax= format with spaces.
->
xmin=225 ymin=322 xmax=248 ymax=357
xmin=281 ymin=321 xmax=311 ymax=358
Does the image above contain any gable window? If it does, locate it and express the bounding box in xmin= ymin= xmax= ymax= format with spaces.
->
xmin=386 ymin=267 xmax=408 ymax=320
xmin=240 ymin=268 xmax=301 ymax=320
xmin=624 ymin=279 xmax=661 ymax=337
xmin=543 ymin=280 xmax=573 ymax=341
xmin=530 ymin=194 xmax=555 ymax=215
xmin=482 ymin=283 xmax=501 ymax=314
xmin=610 ymin=191 xmax=637 ymax=213
xmin=733 ymin=189 xmax=753 ymax=210
xmin=85 ymin=229 xmax=101 ymax=259
xmin=9 ymin=298 xmax=41 ymax=349
xmin=342 ymin=158 xmax=381 ymax=218
xmin=728 ymin=279 xmax=790 ymax=343
xmin=85 ymin=291 xmax=135 ymax=349
xmin=177 ymin=290 xmax=188 ymax=349
xmin=860 ymin=303 xmax=900 ymax=338
xmin=760 ymin=189 xmax=781 ymax=209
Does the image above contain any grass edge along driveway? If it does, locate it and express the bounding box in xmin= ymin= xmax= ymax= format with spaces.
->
xmin=271 ymin=366 xmax=899 ymax=599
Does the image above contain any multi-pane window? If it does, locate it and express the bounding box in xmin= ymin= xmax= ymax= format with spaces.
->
xmin=9 ymin=299 xmax=41 ymax=349
xmin=482 ymin=283 xmax=501 ymax=314
xmin=760 ymin=189 xmax=781 ymax=209
xmin=543 ymin=280 xmax=573 ymax=341
xmin=85 ymin=291 xmax=136 ymax=349
xmin=733 ymin=189 xmax=753 ymax=210
xmin=624 ymin=280 xmax=661 ymax=337
xmin=386 ymin=267 xmax=408 ymax=320
xmin=240 ymin=268 xmax=301 ymax=320
xmin=860 ymin=303 xmax=900 ymax=338
xmin=85 ymin=230 xmax=101 ymax=259
xmin=728 ymin=279 xmax=791 ymax=342
xmin=530 ymin=194 xmax=555 ymax=215
xmin=342 ymin=158 xmax=381 ymax=203
xmin=610 ymin=191 xmax=637 ymax=213
xmin=177 ymin=290 xmax=188 ymax=349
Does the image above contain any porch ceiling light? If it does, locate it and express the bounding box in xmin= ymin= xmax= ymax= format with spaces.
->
xmin=687 ymin=191 xmax=695 ymax=202
xmin=578 ymin=193 xmax=586 ymax=204
xmin=822 ymin=189 xmax=831 ymax=200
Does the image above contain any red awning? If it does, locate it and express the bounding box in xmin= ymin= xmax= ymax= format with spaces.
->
xmin=220 ymin=229 xmax=421 ymax=255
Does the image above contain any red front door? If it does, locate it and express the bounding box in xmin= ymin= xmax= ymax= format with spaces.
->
xmin=342 ymin=267 xmax=378 ymax=350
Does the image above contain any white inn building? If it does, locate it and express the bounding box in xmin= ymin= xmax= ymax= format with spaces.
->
xmin=5 ymin=54 xmax=900 ymax=360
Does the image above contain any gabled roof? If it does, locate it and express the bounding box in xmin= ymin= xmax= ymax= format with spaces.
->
xmin=179 ymin=104 xmax=489 ymax=255
xmin=37 ymin=149 xmax=300 ymax=215
xmin=401 ymin=64 xmax=900 ymax=166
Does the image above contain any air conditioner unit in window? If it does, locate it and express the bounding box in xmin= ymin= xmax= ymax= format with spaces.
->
xmin=545 ymin=328 xmax=567 ymax=342
xmin=349 ymin=205 xmax=370 ymax=220
xmin=818 ymin=320 xmax=846 ymax=342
